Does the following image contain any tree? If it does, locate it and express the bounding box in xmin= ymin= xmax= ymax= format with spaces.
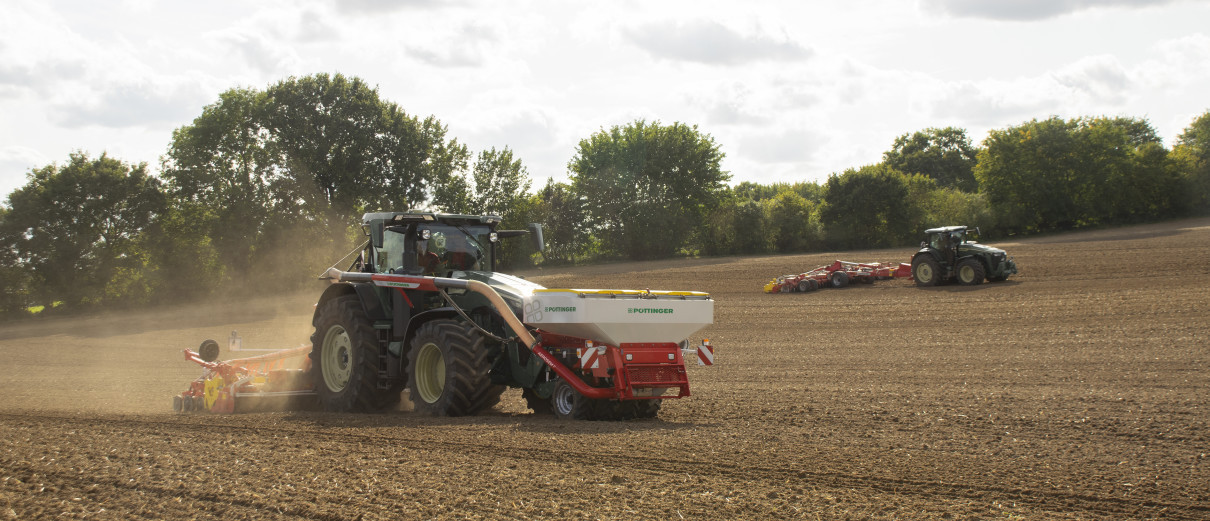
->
xmin=883 ymin=127 xmax=979 ymax=192
xmin=0 ymin=152 xmax=165 ymax=310
xmin=819 ymin=164 xmax=915 ymax=249
xmin=465 ymin=147 xmax=533 ymax=218
xmin=765 ymin=189 xmax=818 ymax=253
xmin=975 ymin=116 xmax=1179 ymax=233
xmin=162 ymin=73 xmax=475 ymax=287
xmin=263 ymin=73 xmax=471 ymax=214
xmin=531 ymin=180 xmax=587 ymax=264
xmin=1174 ymin=110 xmax=1210 ymax=213
xmin=160 ymin=88 xmax=275 ymax=281
xmin=0 ymin=206 xmax=28 ymax=316
xmin=569 ymin=120 xmax=730 ymax=260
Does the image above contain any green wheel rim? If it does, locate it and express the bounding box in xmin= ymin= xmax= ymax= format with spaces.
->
xmin=414 ymin=342 xmax=446 ymax=404
xmin=321 ymin=326 xmax=352 ymax=392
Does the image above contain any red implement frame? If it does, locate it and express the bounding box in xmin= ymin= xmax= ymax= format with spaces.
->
xmin=767 ymin=260 xmax=912 ymax=294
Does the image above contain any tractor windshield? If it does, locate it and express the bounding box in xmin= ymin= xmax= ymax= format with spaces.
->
xmin=417 ymin=224 xmax=493 ymax=274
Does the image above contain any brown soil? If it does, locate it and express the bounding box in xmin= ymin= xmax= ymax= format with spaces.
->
xmin=2 ymin=218 xmax=1209 ymax=520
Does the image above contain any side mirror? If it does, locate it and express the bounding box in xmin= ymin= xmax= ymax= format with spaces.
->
xmin=369 ymin=221 xmax=385 ymax=249
xmin=528 ymin=223 xmax=545 ymax=252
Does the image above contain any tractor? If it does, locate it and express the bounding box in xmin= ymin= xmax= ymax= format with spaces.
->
xmin=291 ymin=211 xmax=714 ymax=420
xmin=910 ymin=226 xmax=1017 ymax=286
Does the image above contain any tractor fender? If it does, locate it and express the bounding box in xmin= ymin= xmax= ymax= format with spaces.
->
xmin=399 ymin=307 xmax=462 ymax=348
xmin=911 ymin=249 xmax=941 ymax=265
xmin=313 ymin=282 xmax=388 ymax=325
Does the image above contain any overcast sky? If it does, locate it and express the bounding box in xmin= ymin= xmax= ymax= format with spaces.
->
xmin=2 ymin=0 xmax=1209 ymax=199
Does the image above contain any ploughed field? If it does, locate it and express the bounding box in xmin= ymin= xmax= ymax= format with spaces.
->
xmin=2 ymin=218 xmax=1209 ymax=520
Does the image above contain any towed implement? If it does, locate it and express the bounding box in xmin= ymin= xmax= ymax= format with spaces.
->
xmin=764 ymin=260 xmax=911 ymax=294
xmin=175 ymin=211 xmax=715 ymax=420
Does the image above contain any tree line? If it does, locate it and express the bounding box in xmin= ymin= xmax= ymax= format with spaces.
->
xmin=2 ymin=72 xmax=1209 ymax=318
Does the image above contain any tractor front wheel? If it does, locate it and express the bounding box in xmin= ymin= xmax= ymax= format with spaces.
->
xmin=310 ymin=295 xmax=401 ymax=412
xmin=913 ymin=256 xmax=941 ymax=287
xmin=407 ymin=319 xmax=504 ymax=417
xmin=957 ymin=259 xmax=986 ymax=285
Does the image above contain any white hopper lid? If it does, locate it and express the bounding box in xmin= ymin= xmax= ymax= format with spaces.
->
xmin=522 ymin=289 xmax=713 ymax=346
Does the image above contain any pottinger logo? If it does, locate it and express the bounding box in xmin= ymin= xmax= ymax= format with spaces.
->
xmin=628 ymin=308 xmax=674 ymax=314
xmin=544 ymin=306 xmax=576 ymax=312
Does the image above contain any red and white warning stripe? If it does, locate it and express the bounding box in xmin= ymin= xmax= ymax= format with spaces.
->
xmin=697 ymin=339 xmax=714 ymax=366
xmin=580 ymin=343 xmax=604 ymax=369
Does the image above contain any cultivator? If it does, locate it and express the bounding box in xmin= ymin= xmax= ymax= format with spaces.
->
xmin=173 ymin=334 xmax=316 ymax=413
xmin=763 ymin=260 xmax=911 ymax=294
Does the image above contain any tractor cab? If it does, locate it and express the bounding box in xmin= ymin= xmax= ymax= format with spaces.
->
xmin=360 ymin=212 xmax=542 ymax=277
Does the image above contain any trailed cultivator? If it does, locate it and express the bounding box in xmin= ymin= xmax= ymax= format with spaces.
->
xmin=764 ymin=260 xmax=911 ymax=294
xmin=175 ymin=336 xmax=315 ymax=413
xmin=174 ymin=211 xmax=716 ymax=420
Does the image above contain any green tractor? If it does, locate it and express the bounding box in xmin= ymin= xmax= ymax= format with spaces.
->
xmin=910 ymin=226 xmax=1017 ymax=286
xmin=306 ymin=211 xmax=714 ymax=420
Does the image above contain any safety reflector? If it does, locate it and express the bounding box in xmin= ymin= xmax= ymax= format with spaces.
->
xmin=580 ymin=345 xmax=604 ymax=369
xmin=697 ymin=340 xmax=714 ymax=366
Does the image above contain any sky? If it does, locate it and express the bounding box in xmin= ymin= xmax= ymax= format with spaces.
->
xmin=2 ymin=0 xmax=1209 ymax=200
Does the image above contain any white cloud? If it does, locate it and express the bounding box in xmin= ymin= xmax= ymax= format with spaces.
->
xmin=921 ymin=0 xmax=1184 ymax=21
xmin=626 ymin=20 xmax=812 ymax=65
xmin=51 ymin=80 xmax=212 ymax=129
xmin=1052 ymin=55 xmax=1133 ymax=105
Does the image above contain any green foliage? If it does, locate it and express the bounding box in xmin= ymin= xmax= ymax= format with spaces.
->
xmin=0 ymin=152 xmax=165 ymax=310
xmin=569 ymin=120 xmax=730 ymax=260
xmin=976 ymin=116 xmax=1180 ymax=234
xmin=920 ymin=188 xmax=997 ymax=232
xmin=884 ymin=127 xmax=979 ymax=192
xmin=162 ymin=73 xmax=473 ymax=291
xmin=765 ymin=189 xmax=820 ymax=253
xmin=469 ymin=147 xmax=533 ymax=218
xmin=734 ymin=180 xmax=823 ymax=202
xmin=819 ymin=164 xmax=916 ymax=249
xmin=1174 ymin=110 xmax=1210 ymax=213
xmin=733 ymin=199 xmax=772 ymax=253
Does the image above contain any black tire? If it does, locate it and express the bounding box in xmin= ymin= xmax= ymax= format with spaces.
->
xmin=198 ymin=339 xmax=220 ymax=362
xmin=808 ymin=279 xmax=820 ymax=291
xmin=550 ymin=378 xmax=614 ymax=420
xmin=831 ymin=271 xmax=849 ymax=288
xmin=622 ymin=399 xmax=662 ymax=419
xmin=797 ymin=280 xmax=810 ymax=292
xmin=310 ymin=295 xmax=401 ymax=412
xmin=912 ymin=256 xmax=941 ymax=287
xmin=523 ymin=388 xmax=552 ymax=415
xmin=988 ymin=275 xmax=1008 ymax=282
xmin=407 ymin=319 xmax=504 ymax=417
xmin=956 ymin=258 xmax=986 ymax=286
xmin=172 ymin=395 xmax=183 ymax=413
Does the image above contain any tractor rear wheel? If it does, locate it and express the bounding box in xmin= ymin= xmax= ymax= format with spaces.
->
xmin=912 ymin=256 xmax=941 ymax=286
xmin=957 ymin=259 xmax=986 ymax=285
xmin=310 ymin=295 xmax=401 ymax=412
xmin=407 ymin=319 xmax=504 ymax=417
